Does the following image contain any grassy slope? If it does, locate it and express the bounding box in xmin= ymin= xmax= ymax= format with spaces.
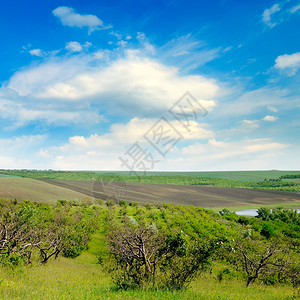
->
xmin=0 ymin=178 xmax=89 ymax=203
xmin=0 ymin=258 xmax=294 ymax=299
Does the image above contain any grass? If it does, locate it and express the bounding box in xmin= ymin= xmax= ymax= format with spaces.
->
xmin=0 ymin=178 xmax=88 ymax=203
xmin=0 ymin=249 xmax=296 ymax=299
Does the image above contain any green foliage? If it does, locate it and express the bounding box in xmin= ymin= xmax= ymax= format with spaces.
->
xmin=217 ymin=267 xmax=238 ymax=282
xmin=280 ymin=174 xmax=300 ymax=179
xmin=260 ymin=223 xmax=275 ymax=239
xmin=106 ymin=199 xmax=116 ymax=207
xmin=0 ymin=200 xmax=99 ymax=264
xmin=256 ymin=207 xmax=300 ymax=239
xmin=107 ymin=223 xmax=221 ymax=291
xmin=118 ymin=200 xmax=127 ymax=207
xmin=257 ymin=207 xmax=271 ymax=220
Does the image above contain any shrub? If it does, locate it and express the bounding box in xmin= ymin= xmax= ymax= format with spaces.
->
xmin=261 ymin=223 xmax=275 ymax=239
xmin=107 ymin=223 xmax=221 ymax=290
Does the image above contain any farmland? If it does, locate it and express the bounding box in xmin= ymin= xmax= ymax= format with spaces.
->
xmin=0 ymin=169 xmax=300 ymax=209
xmin=37 ymin=179 xmax=300 ymax=208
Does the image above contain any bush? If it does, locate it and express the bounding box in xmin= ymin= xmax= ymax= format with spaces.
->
xmin=261 ymin=223 xmax=275 ymax=239
xmin=107 ymin=223 xmax=221 ymax=290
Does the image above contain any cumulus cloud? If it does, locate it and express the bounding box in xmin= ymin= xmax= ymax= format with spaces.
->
xmin=173 ymin=138 xmax=289 ymax=170
xmin=52 ymin=6 xmax=111 ymax=33
xmin=263 ymin=115 xmax=278 ymax=122
xmin=29 ymin=49 xmax=46 ymax=57
xmin=7 ymin=51 xmax=219 ymax=118
xmin=56 ymin=117 xmax=213 ymax=152
xmin=38 ymin=117 xmax=214 ymax=170
xmin=274 ymin=52 xmax=300 ymax=75
xmin=65 ymin=41 xmax=92 ymax=53
xmin=44 ymin=137 xmax=290 ymax=170
xmin=29 ymin=48 xmax=59 ymax=58
xmin=7 ymin=55 xmax=92 ymax=97
xmin=65 ymin=41 xmax=83 ymax=53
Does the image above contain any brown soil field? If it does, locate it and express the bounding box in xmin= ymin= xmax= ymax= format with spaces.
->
xmin=0 ymin=178 xmax=89 ymax=203
xmin=36 ymin=179 xmax=300 ymax=208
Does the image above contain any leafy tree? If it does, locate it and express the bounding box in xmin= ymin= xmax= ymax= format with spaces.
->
xmin=257 ymin=207 xmax=271 ymax=220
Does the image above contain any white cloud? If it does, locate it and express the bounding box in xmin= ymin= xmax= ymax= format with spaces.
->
xmin=65 ymin=41 xmax=83 ymax=53
xmin=267 ymin=105 xmax=278 ymax=113
xmin=173 ymin=138 xmax=289 ymax=170
xmin=263 ymin=115 xmax=278 ymax=122
xmin=219 ymin=120 xmax=259 ymax=136
xmin=59 ymin=117 xmax=213 ymax=152
xmin=29 ymin=49 xmax=45 ymax=57
xmin=274 ymin=52 xmax=300 ymax=75
xmin=159 ymin=34 xmax=220 ymax=71
xmin=7 ymin=55 xmax=93 ymax=97
xmin=65 ymin=41 xmax=92 ymax=53
xmin=0 ymin=97 xmax=102 ymax=128
xmin=0 ymin=135 xmax=46 ymax=168
xmin=262 ymin=2 xmax=300 ymax=29
xmin=29 ymin=49 xmax=59 ymax=58
xmin=213 ymin=87 xmax=299 ymax=119
xmin=46 ymin=137 xmax=289 ymax=170
xmin=38 ymin=117 xmax=214 ymax=170
xmin=52 ymin=6 xmax=110 ymax=33
xmin=7 ymin=51 xmax=219 ymax=118
xmin=290 ymin=4 xmax=300 ymax=14
xmin=262 ymin=4 xmax=280 ymax=28
xmin=137 ymin=32 xmax=146 ymax=41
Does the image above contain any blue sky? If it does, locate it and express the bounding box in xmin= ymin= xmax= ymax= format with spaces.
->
xmin=0 ymin=0 xmax=299 ymax=171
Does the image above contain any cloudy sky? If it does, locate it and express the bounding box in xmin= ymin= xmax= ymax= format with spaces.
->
xmin=0 ymin=0 xmax=299 ymax=171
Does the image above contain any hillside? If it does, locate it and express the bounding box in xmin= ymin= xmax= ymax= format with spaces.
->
xmin=0 ymin=178 xmax=89 ymax=203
